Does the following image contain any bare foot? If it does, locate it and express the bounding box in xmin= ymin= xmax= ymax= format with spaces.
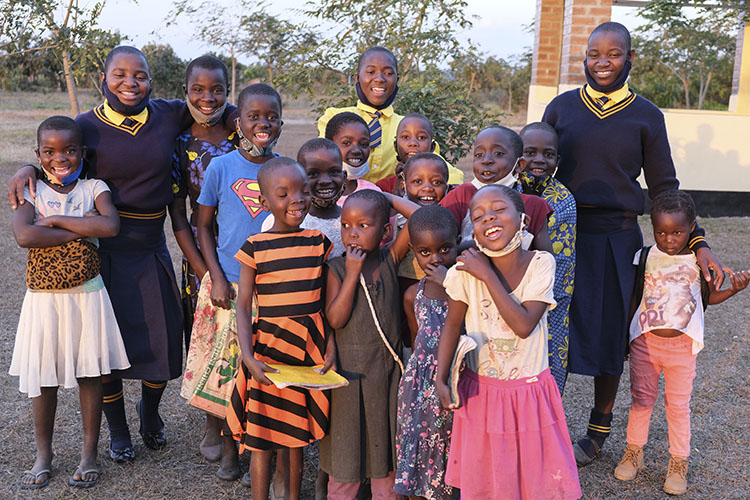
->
xmin=215 ymin=435 xmax=240 ymax=481
xmin=19 ymin=458 xmax=52 ymax=489
xmin=200 ymin=416 xmax=223 ymax=462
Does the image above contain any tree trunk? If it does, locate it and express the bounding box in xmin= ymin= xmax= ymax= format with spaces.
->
xmin=679 ymin=74 xmax=690 ymax=109
xmin=62 ymin=49 xmax=79 ymax=115
xmin=466 ymin=71 xmax=475 ymax=99
xmin=231 ymin=45 xmax=237 ymax=105
xmin=698 ymin=72 xmax=712 ymax=110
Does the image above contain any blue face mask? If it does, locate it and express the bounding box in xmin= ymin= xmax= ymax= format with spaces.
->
xmin=43 ymin=159 xmax=84 ymax=186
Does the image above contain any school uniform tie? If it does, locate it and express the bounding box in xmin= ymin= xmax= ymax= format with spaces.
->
xmin=594 ymin=96 xmax=609 ymax=110
xmin=122 ymin=117 xmax=135 ymax=127
xmin=367 ymin=111 xmax=382 ymax=149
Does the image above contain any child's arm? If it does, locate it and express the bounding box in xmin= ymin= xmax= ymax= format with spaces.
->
xmin=403 ymin=283 xmax=419 ymax=348
xmin=708 ymin=269 xmax=750 ymax=305
xmin=457 ymin=248 xmax=548 ymax=339
xmin=530 ymin=221 xmax=553 ymax=253
xmin=12 ymin=202 xmax=82 ymax=248
xmin=436 ymin=297 xmax=469 ymax=409
xmin=325 ymin=249 xmax=366 ymax=329
xmin=168 ymin=197 xmax=208 ymax=281
xmin=382 ymin=193 xmax=419 ymax=265
xmin=236 ymin=263 xmax=277 ymax=384
xmin=196 ymin=203 xmax=233 ymax=309
xmin=34 ymin=191 xmax=119 ymax=238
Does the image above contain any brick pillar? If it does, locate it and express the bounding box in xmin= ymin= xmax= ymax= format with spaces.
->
xmin=559 ymin=0 xmax=612 ymax=89
xmin=531 ymin=0 xmax=564 ymax=87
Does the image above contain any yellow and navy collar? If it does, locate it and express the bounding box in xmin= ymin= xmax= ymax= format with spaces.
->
xmin=356 ymin=100 xmax=394 ymax=118
xmin=93 ymin=101 xmax=149 ymax=135
xmin=580 ymin=84 xmax=636 ymax=119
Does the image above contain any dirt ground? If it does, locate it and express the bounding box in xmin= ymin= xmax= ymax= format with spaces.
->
xmin=0 ymin=92 xmax=748 ymax=499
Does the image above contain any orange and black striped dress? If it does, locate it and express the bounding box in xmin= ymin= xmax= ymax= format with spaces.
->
xmin=226 ymin=229 xmax=332 ymax=451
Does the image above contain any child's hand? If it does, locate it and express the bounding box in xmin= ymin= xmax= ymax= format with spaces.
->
xmin=727 ymin=269 xmax=750 ymax=293
xmin=320 ymin=349 xmax=337 ymax=374
xmin=243 ymin=356 xmax=278 ymax=385
xmin=34 ymin=215 xmax=58 ymax=228
xmin=455 ymin=247 xmax=492 ymax=280
xmin=345 ymin=246 xmax=366 ymax=276
xmin=84 ymin=208 xmax=100 ymax=217
xmin=210 ymin=276 xmax=234 ymax=310
xmin=436 ymin=381 xmax=458 ymax=410
xmin=424 ymin=263 xmax=448 ymax=286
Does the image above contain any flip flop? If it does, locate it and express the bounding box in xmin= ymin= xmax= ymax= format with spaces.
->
xmin=68 ymin=467 xmax=99 ymax=488
xmin=19 ymin=468 xmax=51 ymax=490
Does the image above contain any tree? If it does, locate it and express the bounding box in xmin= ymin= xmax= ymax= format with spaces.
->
xmin=0 ymin=0 xmax=110 ymax=114
xmin=635 ymin=0 xmax=738 ymax=109
xmin=141 ymin=43 xmax=187 ymax=99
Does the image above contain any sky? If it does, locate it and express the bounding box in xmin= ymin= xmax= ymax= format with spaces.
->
xmin=89 ymin=1 xmax=640 ymax=65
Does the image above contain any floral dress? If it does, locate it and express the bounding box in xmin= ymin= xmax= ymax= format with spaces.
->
xmin=518 ymin=172 xmax=576 ymax=394
xmin=395 ymin=279 xmax=454 ymax=500
xmin=172 ymin=131 xmax=238 ymax=337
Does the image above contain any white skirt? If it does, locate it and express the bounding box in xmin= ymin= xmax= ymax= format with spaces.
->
xmin=9 ymin=276 xmax=130 ymax=398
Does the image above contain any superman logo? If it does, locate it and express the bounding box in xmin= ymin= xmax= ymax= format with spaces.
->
xmin=232 ymin=178 xmax=263 ymax=217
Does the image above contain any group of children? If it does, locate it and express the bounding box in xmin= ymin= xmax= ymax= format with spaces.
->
xmin=8 ymin=20 xmax=750 ymax=500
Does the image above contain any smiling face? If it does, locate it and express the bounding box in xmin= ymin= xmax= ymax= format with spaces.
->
xmin=331 ymin=122 xmax=370 ymax=168
xmin=36 ymin=129 xmax=84 ymax=185
xmin=472 ymin=128 xmax=517 ymax=185
xmin=340 ymin=197 xmax=389 ymax=254
xmin=395 ymin=116 xmax=434 ymax=161
xmin=586 ymin=30 xmax=634 ymax=89
xmin=103 ymin=52 xmax=151 ymax=106
xmin=410 ymin=227 xmax=458 ymax=272
xmin=237 ymin=94 xmax=282 ymax=158
xmin=469 ymin=187 xmax=522 ymax=252
xmin=301 ymin=148 xmax=345 ymax=204
xmin=355 ymin=51 xmax=398 ymax=107
xmin=185 ymin=66 xmax=227 ymax=116
xmin=260 ymin=164 xmax=311 ymax=232
xmin=651 ymin=211 xmax=695 ymax=256
xmin=404 ymin=159 xmax=448 ymax=206
xmin=519 ymin=128 xmax=559 ymax=178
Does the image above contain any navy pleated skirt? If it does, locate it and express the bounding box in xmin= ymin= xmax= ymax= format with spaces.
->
xmin=98 ymin=213 xmax=183 ymax=380
xmin=568 ymin=209 xmax=642 ymax=377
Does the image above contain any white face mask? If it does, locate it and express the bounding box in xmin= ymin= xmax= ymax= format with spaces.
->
xmin=471 ymin=159 xmax=520 ymax=190
xmin=343 ymin=160 xmax=370 ymax=180
xmin=473 ymin=212 xmax=528 ymax=258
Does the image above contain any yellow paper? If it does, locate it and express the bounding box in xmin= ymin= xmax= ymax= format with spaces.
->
xmin=265 ymin=364 xmax=349 ymax=390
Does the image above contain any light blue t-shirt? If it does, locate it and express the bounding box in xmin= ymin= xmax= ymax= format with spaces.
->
xmin=196 ymin=149 xmax=270 ymax=282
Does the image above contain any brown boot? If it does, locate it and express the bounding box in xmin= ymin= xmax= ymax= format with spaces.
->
xmin=614 ymin=444 xmax=644 ymax=481
xmin=663 ymin=456 xmax=688 ymax=495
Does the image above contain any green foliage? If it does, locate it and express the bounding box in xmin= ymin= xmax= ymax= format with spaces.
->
xmin=634 ymin=0 xmax=738 ymax=109
xmin=141 ymin=43 xmax=187 ymax=99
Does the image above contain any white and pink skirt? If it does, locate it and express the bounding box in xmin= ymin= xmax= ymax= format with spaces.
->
xmin=446 ymin=368 xmax=581 ymax=500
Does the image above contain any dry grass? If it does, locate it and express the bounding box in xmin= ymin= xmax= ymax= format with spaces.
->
xmin=0 ymin=92 xmax=748 ymax=499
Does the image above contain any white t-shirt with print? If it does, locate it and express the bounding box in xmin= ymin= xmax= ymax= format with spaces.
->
xmin=629 ymin=246 xmax=704 ymax=354
xmin=444 ymin=251 xmax=556 ymax=380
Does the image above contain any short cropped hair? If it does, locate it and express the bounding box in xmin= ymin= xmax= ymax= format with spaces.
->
xmin=237 ymin=83 xmax=282 ymax=114
xmin=37 ymin=116 xmax=83 ymax=146
xmin=104 ymin=46 xmax=149 ymax=73
xmin=325 ymin=112 xmax=368 ymax=140
xmin=473 ymin=184 xmax=525 ymax=214
xmin=520 ymin=121 xmax=558 ymax=139
xmin=650 ymin=190 xmax=697 ymax=222
xmin=297 ymin=138 xmax=342 ymax=164
xmin=185 ymin=55 xmax=229 ymax=88
xmin=398 ymin=113 xmax=434 ymax=138
xmin=343 ymin=189 xmax=390 ymax=226
xmin=357 ymin=46 xmax=398 ymax=74
xmin=590 ymin=21 xmax=632 ymax=52
xmin=408 ymin=205 xmax=458 ymax=241
xmin=257 ymin=156 xmax=303 ymax=195
xmin=403 ymin=152 xmax=448 ymax=180
xmin=479 ymin=125 xmax=523 ymax=159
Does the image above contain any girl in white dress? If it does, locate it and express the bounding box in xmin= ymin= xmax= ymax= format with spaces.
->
xmin=10 ymin=116 xmax=129 ymax=490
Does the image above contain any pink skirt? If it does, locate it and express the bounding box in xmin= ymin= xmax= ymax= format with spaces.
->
xmin=446 ymin=369 xmax=580 ymax=500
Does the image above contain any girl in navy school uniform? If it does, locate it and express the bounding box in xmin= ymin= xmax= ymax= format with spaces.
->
xmin=541 ymin=22 xmax=728 ymax=466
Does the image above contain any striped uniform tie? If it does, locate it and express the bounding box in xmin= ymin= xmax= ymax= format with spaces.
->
xmin=595 ymin=96 xmax=609 ymax=110
xmin=122 ymin=117 xmax=135 ymax=127
xmin=367 ymin=111 xmax=382 ymax=149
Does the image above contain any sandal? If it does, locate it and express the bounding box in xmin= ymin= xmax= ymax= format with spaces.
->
xmin=19 ymin=468 xmax=51 ymax=490
xmin=136 ymin=399 xmax=166 ymax=450
xmin=68 ymin=467 xmax=99 ymax=488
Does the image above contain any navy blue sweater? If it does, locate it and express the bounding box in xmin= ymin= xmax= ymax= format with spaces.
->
xmin=543 ymin=87 xmax=678 ymax=214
